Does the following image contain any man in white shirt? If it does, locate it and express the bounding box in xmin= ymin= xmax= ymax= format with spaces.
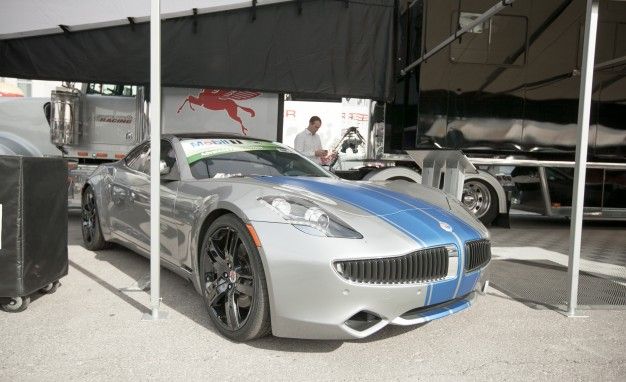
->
xmin=293 ymin=116 xmax=330 ymax=164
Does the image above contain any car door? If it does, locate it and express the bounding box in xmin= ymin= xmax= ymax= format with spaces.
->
xmin=129 ymin=140 xmax=181 ymax=266
xmin=109 ymin=143 xmax=150 ymax=249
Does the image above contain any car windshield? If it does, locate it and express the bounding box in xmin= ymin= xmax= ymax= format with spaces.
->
xmin=180 ymin=138 xmax=330 ymax=179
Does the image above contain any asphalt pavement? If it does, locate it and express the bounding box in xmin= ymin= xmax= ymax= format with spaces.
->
xmin=1 ymin=212 xmax=625 ymax=381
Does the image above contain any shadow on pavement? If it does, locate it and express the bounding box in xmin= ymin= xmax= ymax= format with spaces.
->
xmin=68 ymin=212 xmax=218 ymax=334
xmin=69 ymin=259 xmax=150 ymax=314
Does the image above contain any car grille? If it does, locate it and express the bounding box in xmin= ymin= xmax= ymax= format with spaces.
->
xmin=334 ymin=246 xmax=449 ymax=284
xmin=464 ymin=239 xmax=491 ymax=272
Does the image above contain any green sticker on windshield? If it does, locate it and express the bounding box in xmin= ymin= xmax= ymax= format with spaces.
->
xmin=181 ymin=139 xmax=282 ymax=164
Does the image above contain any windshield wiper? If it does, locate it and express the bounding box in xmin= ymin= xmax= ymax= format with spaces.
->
xmin=213 ymin=173 xmax=268 ymax=179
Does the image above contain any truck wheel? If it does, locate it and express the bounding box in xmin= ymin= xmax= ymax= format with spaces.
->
xmin=1 ymin=296 xmax=30 ymax=312
xmin=463 ymin=179 xmax=498 ymax=225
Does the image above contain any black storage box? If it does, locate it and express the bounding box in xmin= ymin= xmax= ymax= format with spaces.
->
xmin=0 ymin=156 xmax=68 ymax=300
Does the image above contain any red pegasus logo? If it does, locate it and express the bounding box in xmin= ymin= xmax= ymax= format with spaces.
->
xmin=177 ymin=89 xmax=260 ymax=134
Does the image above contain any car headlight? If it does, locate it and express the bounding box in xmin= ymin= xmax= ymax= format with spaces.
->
xmin=259 ymin=196 xmax=362 ymax=239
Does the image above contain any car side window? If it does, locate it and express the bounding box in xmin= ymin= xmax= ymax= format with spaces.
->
xmin=125 ymin=141 xmax=176 ymax=176
xmin=138 ymin=140 xmax=178 ymax=176
xmin=126 ymin=144 xmax=151 ymax=173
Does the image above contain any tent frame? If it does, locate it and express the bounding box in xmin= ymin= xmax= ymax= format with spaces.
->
xmin=144 ymin=0 xmax=166 ymax=321
xmin=566 ymin=0 xmax=599 ymax=317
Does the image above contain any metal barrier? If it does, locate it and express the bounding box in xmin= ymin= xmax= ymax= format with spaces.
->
xmin=406 ymin=150 xmax=478 ymax=201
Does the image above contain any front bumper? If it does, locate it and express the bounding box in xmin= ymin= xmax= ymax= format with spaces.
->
xmin=251 ymin=221 xmax=486 ymax=340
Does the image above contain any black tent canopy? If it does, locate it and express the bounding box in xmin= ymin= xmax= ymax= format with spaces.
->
xmin=0 ymin=0 xmax=396 ymax=101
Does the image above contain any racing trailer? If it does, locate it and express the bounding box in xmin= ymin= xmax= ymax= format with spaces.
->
xmin=327 ymin=0 xmax=626 ymax=225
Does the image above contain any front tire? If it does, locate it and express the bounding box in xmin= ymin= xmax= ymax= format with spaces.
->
xmin=81 ymin=186 xmax=109 ymax=250
xmin=199 ymin=214 xmax=271 ymax=341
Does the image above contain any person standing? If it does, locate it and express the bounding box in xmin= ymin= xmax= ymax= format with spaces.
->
xmin=294 ymin=116 xmax=332 ymax=164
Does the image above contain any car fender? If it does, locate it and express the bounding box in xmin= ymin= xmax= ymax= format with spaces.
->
xmin=188 ymin=198 xmax=255 ymax=294
xmin=82 ymin=165 xmax=115 ymax=240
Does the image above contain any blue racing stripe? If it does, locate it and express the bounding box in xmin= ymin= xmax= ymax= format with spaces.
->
xmin=428 ymin=278 xmax=459 ymax=306
xmin=356 ymin=182 xmax=484 ymax=302
xmin=457 ymin=270 xmax=480 ymax=297
xmin=256 ymin=176 xmax=466 ymax=247
xmin=407 ymin=297 xmax=473 ymax=324
xmin=357 ymin=182 xmax=481 ymax=242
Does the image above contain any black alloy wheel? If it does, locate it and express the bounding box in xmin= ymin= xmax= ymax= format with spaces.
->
xmin=81 ymin=186 xmax=108 ymax=250
xmin=200 ymin=214 xmax=270 ymax=341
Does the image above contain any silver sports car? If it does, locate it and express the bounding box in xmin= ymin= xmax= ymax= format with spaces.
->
xmin=82 ymin=133 xmax=491 ymax=341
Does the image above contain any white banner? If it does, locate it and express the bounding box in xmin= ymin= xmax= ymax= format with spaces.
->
xmin=162 ymin=88 xmax=279 ymax=141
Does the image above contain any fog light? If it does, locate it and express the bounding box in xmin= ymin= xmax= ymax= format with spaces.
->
xmin=345 ymin=311 xmax=381 ymax=331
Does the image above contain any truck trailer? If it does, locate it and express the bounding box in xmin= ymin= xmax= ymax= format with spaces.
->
xmin=338 ymin=0 xmax=626 ymax=225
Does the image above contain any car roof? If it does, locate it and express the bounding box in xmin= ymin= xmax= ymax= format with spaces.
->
xmin=163 ymin=132 xmax=272 ymax=142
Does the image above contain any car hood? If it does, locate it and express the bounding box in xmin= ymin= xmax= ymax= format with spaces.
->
xmin=248 ymin=176 xmax=488 ymax=245
xmin=185 ymin=175 xmax=487 ymax=245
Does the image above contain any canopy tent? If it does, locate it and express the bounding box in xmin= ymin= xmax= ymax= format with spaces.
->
xmin=0 ymin=0 xmax=604 ymax=319
xmin=0 ymin=0 xmax=397 ymax=101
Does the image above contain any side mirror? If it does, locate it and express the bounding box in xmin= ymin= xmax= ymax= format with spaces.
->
xmin=160 ymin=160 xmax=180 ymax=182
xmin=159 ymin=160 xmax=171 ymax=175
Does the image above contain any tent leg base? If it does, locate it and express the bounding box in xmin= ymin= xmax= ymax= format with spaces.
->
xmin=559 ymin=309 xmax=588 ymax=318
xmin=141 ymin=310 xmax=168 ymax=321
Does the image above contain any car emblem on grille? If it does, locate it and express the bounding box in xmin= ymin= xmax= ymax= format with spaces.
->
xmin=439 ymin=222 xmax=453 ymax=232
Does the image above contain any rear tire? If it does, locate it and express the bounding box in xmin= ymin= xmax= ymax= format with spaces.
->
xmin=463 ymin=179 xmax=499 ymax=225
xmin=199 ymin=214 xmax=271 ymax=341
xmin=81 ymin=186 xmax=109 ymax=250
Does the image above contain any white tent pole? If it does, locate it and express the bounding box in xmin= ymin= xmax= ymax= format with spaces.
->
xmin=149 ymin=0 xmax=162 ymax=319
xmin=567 ymin=0 xmax=599 ymax=316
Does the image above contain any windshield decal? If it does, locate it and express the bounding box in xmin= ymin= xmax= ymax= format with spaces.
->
xmin=181 ymin=139 xmax=282 ymax=164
